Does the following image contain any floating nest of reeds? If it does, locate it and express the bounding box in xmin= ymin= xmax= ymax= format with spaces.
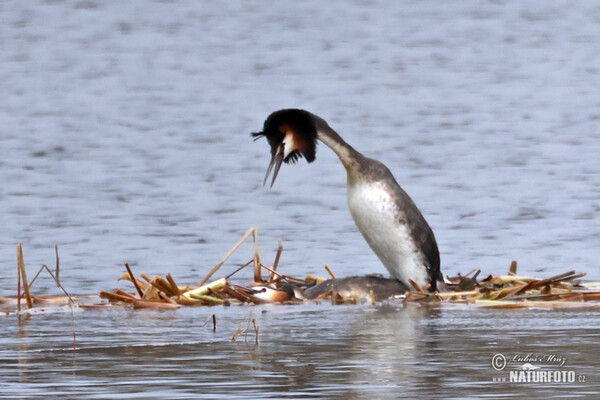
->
xmin=3 ymin=228 xmax=600 ymax=315
xmin=91 ymin=228 xmax=600 ymax=311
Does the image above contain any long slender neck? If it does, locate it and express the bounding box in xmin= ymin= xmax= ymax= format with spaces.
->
xmin=312 ymin=115 xmax=362 ymax=172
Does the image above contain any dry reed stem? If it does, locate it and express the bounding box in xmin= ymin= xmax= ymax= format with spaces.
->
xmin=437 ymin=290 xmax=479 ymax=298
xmin=222 ymin=285 xmax=251 ymax=302
xmin=158 ymin=292 xmax=179 ymax=304
xmin=253 ymin=228 xmax=262 ymax=283
xmin=511 ymin=270 xmax=577 ymax=297
xmin=119 ymin=273 xmax=149 ymax=292
xmin=324 ymin=265 xmax=336 ymax=279
xmin=55 ymin=244 xmax=60 ymax=284
xmin=39 ymin=265 xmax=75 ymax=305
xmin=259 ymin=264 xmax=285 ymax=280
xmin=252 ymin=319 xmax=259 ymax=345
xmin=17 ymin=244 xmax=33 ymax=309
xmin=114 ymin=289 xmax=138 ymax=298
xmin=132 ymin=299 xmax=181 ymax=309
xmin=166 ymin=274 xmax=183 ymax=297
xmin=508 ymin=260 xmax=517 ymax=276
xmin=100 ymin=291 xmax=137 ymax=303
xmin=150 ymin=277 xmax=176 ymax=297
xmin=232 ymin=310 xmax=255 ymax=342
xmin=17 ymin=259 xmax=21 ymax=314
xmin=225 ymin=259 xmax=254 ymax=280
xmin=270 ymin=239 xmax=283 ymax=282
xmin=199 ymin=227 xmax=255 ymax=286
xmin=124 ymin=262 xmax=144 ymax=298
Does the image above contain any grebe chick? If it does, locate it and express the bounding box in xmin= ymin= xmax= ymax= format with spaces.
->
xmin=252 ymin=109 xmax=444 ymax=292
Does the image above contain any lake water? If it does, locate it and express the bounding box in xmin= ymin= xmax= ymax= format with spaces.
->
xmin=1 ymin=0 xmax=599 ymax=398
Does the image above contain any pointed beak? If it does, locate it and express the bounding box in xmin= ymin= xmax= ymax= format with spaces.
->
xmin=263 ymin=143 xmax=285 ymax=188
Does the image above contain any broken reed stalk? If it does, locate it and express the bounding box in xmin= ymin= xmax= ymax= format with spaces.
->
xmin=124 ymin=262 xmax=144 ymax=298
xmin=150 ymin=277 xmax=176 ymax=297
xmin=166 ymin=274 xmax=183 ymax=297
xmin=199 ymin=227 xmax=255 ymax=286
xmin=17 ymin=244 xmax=33 ymax=309
xmin=222 ymin=284 xmax=252 ymax=302
xmin=55 ymin=244 xmax=60 ymax=285
xmin=253 ymin=228 xmax=262 ymax=283
xmin=270 ymin=239 xmax=283 ymax=282
xmin=100 ymin=290 xmax=137 ymax=303
xmin=508 ymin=260 xmax=517 ymax=276
xmin=324 ymin=265 xmax=336 ymax=279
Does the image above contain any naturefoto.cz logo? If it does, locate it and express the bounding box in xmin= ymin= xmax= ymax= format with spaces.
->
xmin=491 ymin=353 xmax=586 ymax=383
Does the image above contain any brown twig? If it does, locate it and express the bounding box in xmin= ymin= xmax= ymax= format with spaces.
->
xmin=324 ymin=265 xmax=336 ymax=279
xmin=124 ymin=262 xmax=144 ymax=298
xmin=199 ymin=227 xmax=255 ymax=286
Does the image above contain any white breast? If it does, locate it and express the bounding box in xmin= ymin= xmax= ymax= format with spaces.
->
xmin=347 ymin=181 xmax=430 ymax=289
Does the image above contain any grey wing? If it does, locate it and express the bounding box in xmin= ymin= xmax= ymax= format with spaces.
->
xmin=390 ymin=179 xmax=442 ymax=290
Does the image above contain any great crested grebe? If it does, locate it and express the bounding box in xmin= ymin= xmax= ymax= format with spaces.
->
xmin=233 ymin=276 xmax=407 ymax=303
xmin=252 ymin=109 xmax=444 ymax=292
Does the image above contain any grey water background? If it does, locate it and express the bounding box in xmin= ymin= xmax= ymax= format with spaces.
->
xmin=1 ymin=0 xmax=599 ymax=398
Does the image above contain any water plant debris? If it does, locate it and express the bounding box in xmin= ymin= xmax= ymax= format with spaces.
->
xmin=2 ymin=230 xmax=600 ymax=315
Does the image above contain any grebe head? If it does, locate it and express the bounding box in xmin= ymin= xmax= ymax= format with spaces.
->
xmin=233 ymin=284 xmax=299 ymax=303
xmin=251 ymin=109 xmax=318 ymax=187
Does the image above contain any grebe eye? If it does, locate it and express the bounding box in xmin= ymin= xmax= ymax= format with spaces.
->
xmin=261 ymin=288 xmax=267 ymax=292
